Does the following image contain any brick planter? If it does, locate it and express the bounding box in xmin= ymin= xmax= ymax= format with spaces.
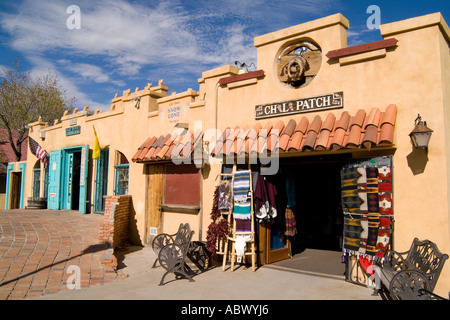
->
xmin=98 ymin=195 xmax=132 ymax=267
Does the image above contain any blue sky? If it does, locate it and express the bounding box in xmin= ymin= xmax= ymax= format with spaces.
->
xmin=1 ymin=0 xmax=449 ymax=112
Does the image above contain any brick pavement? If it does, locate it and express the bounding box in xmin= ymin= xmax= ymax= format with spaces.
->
xmin=0 ymin=209 xmax=119 ymax=300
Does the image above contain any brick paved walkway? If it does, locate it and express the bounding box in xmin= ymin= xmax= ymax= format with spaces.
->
xmin=0 ymin=209 xmax=118 ymax=300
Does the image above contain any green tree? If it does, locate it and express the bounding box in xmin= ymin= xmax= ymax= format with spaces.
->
xmin=0 ymin=59 xmax=75 ymax=161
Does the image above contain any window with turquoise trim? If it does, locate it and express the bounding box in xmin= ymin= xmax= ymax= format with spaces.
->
xmin=33 ymin=168 xmax=40 ymax=198
xmin=114 ymin=151 xmax=129 ymax=195
xmin=94 ymin=148 xmax=109 ymax=213
xmin=44 ymin=164 xmax=49 ymax=198
xmin=32 ymin=161 xmax=41 ymax=198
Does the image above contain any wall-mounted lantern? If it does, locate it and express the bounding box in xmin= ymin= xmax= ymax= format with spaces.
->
xmin=409 ymin=114 xmax=433 ymax=149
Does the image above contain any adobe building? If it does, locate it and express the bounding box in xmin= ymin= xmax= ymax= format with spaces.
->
xmin=7 ymin=12 xmax=450 ymax=296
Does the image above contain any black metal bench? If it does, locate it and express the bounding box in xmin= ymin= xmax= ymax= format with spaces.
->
xmin=151 ymin=223 xmax=195 ymax=286
xmin=377 ymin=238 xmax=448 ymax=300
xmin=418 ymin=289 xmax=449 ymax=300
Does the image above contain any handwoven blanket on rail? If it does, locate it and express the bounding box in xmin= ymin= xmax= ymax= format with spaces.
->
xmin=233 ymin=170 xmax=251 ymax=220
xmin=341 ymin=160 xmax=393 ymax=260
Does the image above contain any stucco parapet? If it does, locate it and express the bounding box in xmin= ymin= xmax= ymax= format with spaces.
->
xmin=113 ymin=81 xmax=169 ymax=103
xmin=84 ymin=108 xmax=124 ymax=122
xmin=28 ymin=117 xmax=47 ymax=128
xmin=40 ymin=122 xmax=63 ymax=132
xmin=189 ymin=100 xmax=205 ymax=108
xmin=381 ymin=12 xmax=450 ymax=43
xmin=254 ymin=13 xmax=349 ymax=47
xmin=157 ymin=88 xmax=198 ymax=104
xmin=61 ymin=107 xmax=94 ymax=122
xmin=200 ymin=65 xmax=240 ymax=81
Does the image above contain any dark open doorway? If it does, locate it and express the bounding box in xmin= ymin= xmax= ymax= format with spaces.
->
xmin=10 ymin=172 xmax=22 ymax=209
xmin=71 ymin=151 xmax=81 ymax=210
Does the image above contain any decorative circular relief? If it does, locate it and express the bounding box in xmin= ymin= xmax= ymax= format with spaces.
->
xmin=277 ymin=41 xmax=322 ymax=88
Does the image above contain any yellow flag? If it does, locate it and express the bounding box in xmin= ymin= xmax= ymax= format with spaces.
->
xmin=93 ymin=126 xmax=101 ymax=160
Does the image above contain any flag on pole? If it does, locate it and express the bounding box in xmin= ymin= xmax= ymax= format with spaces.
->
xmin=29 ymin=136 xmax=48 ymax=165
xmin=93 ymin=126 xmax=101 ymax=160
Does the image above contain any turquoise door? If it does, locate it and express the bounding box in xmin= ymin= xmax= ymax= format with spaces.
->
xmin=94 ymin=148 xmax=109 ymax=214
xmin=48 ymin=150 xmax=63 ymax=210
xmin=79 ymin=145 xmax=88 ymax=213
xmin=61 ymin=145 xmax=89 ymax=213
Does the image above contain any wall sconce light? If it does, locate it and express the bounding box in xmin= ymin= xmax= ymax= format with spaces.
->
xmin=409 ymin=114 xmax=433 ymax=149
xmin=234 ymin=60 xmax=256 ymax=74
xmin=131 ymin=96 xmax=141 ymax=109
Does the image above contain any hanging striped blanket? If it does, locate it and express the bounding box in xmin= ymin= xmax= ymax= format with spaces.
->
xmin=233 ymin=170 xmax=251 ymax=220
xmin=341 ymin=160 xmax=394 ymax=261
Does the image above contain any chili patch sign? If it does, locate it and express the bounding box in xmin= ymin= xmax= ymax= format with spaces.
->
xmin=255 ymin=92 xmax=343 ymax=119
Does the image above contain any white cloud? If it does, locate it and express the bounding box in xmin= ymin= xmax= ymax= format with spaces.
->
xmin=1 ymin=0 xmax=336 ymax=72
xmin=26 ymin=55 xmax=110 ymax=112
xmin=59 ymin=61 xmax=126 ymax=87
xmin=0 ymin=0 xmax=336 ymax=110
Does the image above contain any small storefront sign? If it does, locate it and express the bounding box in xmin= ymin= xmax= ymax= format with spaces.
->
xmin=80 ymin=147 xmax=86 ymax=186
xmin=66 ymin=125 xmax=81 ymax=136
xmin=255 ymin=91 xmax=343 ymax=119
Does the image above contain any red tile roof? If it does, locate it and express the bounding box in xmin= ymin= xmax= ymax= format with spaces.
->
xmin=132 ymin=128 xmax=203 ymax=163
xmin=212 ymin=105 xmax=397 ymax=157
xmin=132 ymin=105 xmax=397 ymax=163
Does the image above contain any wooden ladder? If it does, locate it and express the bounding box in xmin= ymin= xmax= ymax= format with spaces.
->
xmin=216 ymin=162 xmax=256 ymax=272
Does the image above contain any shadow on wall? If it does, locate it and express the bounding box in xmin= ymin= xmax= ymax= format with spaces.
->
xmin=129 ymin=198 xmax=143 ymax=246
xmin=407 ymin=147 xmax=429 ymax=175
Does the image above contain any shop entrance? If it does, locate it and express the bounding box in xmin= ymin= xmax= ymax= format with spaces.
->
xmin=287 ymin=160 xmax=344 ymax=254
xmin=10 ymin=172 xmax=22 ymax=209
xmin=47 ymin=145 xmax=89 ymax=213
xmin=63 ymin=151 xmax=81 ymax=210
xmin=262 ymin=156 xmax=346 ymax=275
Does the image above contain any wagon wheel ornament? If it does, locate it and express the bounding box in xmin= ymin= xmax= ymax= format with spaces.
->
xmin=287 ymin=56 xmax=307 ymax=82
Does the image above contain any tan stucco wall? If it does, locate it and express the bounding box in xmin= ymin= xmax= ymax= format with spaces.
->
xmin=23 ymin=83 xmax=168 ymax=243
xmin=195 ymin=12 xmax=450 ymax=295
xmin=15 ymin=12 xmax=450 ymax=296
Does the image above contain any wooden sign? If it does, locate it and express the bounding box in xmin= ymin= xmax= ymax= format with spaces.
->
xmin=255 ymin=92 xmax=343 ymax=119
xmin=66 ymin=125 xmax=81 ymax=136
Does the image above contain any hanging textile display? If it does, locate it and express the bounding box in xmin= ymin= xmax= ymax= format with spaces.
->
xmin=233 ymin=170 xmax=252 ymax=232
xmin=218 ymin=180 xmax=232 ymax=210
xmin=341 ymin=157 xmax=394 ymax=261
xmin=254 ymin=173 xmax=278 ymax=223
xmin=341 ymin=167 xmax=361 ymax=215
xmin=284 ymin=175 xmax=297 ymax=237
xmin=284 ymin=208 xmax=297 ymax=236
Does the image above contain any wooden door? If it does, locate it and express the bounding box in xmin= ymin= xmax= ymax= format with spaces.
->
xmin=146 ymin=164 xmax=164 ymax=244
xmin=11 ymin=172 xmax=21 ymax=209
xmin=259 ymin=221 xmax=290 ymax=264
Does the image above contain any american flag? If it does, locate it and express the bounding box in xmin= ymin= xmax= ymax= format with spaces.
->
xmin=29 ymin=137 xmax=48 ymax=164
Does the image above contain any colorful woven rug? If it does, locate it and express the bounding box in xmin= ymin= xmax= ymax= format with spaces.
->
xmin=341 ymin=167 xmax=360 ymax=215
xmin=233 ymin=170 xmax=251 ymax=219
xmin=284 ymin=208 xmax=297 ymax=236
xmin=341 ymin=159 xmax=394 ymax=260
xmin=343 ymin=217 xmax=361 ymax=252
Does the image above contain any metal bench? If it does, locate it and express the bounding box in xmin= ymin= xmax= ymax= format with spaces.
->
xmin=377 ymin=238 xmax=448 ymax=300
xmin=151 ymin=223 xmax=195 ymax=286
xmin=418 ymin=289 xmax=449 ymax=300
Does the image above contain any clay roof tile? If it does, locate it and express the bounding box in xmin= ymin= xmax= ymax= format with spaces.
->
xmin=321 ymin=113 xmax=336 ymax=132
xmin=352 ymin=109 xmax=366 ymax=127
xmin=308 ymin=116 xmax=322 ymax=134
